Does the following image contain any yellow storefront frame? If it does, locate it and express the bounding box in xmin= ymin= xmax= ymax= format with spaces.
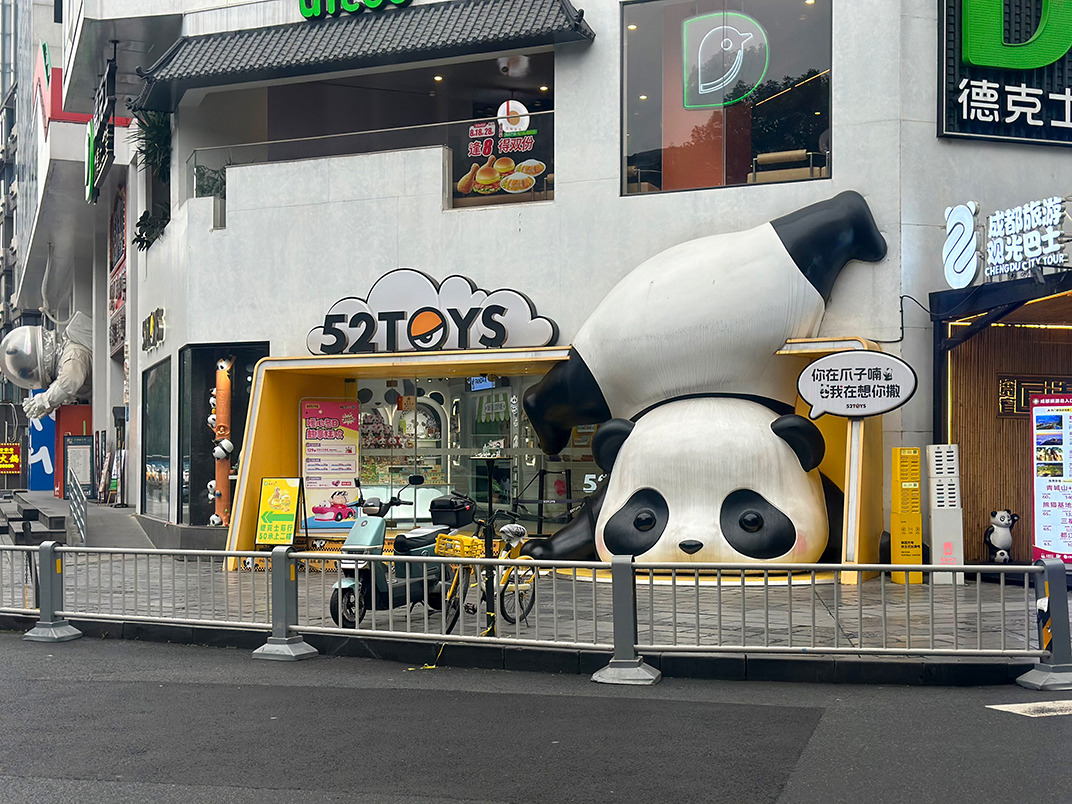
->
xmin=226 ymin=348 xmax=572 ymax=558
xmin=228 ymin=341 xmax=884 ymax=578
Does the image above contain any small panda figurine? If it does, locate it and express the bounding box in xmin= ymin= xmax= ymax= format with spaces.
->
xmin=984 ymin=510 xmax=1017 ymax=563
xmin=209 ymin=513 xmax=224 ymax=527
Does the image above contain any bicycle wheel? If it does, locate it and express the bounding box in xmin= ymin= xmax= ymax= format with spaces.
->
xmin=499 ymin=560 xmax=537 ymax=624
xmin=443 ymin=565 xmax=471 ymax=634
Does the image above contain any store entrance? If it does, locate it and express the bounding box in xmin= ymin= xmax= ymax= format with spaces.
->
xmin=935 ymin=279 xmax=1072 ymax=563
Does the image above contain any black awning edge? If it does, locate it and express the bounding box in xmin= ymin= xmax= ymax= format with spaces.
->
xmin=131 ymin=0 xmax=595 ymax=112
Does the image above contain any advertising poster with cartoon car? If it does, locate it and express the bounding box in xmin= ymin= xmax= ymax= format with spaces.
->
xmin=300 ymin=399 xmax=361 ymax=531
xmin=452 ymin=100 xmax=554 ymax=205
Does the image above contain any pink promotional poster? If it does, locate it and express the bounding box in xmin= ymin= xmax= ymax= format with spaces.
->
xmin=300 ymin=399 xmax=361 ymax=531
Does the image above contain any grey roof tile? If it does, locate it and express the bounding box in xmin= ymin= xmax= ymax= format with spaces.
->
xmin=133 ymin=0 xmax=594 ymax=111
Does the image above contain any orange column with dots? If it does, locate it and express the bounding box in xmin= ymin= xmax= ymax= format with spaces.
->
xmin=214 ymin=358 xmax=234 ymax=526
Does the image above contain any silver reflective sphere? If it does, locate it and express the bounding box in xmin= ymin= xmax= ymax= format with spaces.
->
xmin=0 ymin=326 xmax=45 ymax=389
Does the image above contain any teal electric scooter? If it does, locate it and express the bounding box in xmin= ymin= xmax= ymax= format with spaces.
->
xmin=329 ymin=475 xmax=477 ymax=628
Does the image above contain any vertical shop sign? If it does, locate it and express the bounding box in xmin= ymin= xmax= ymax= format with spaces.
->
xmin=28 ymin=397 xmax=55 ymax=492
xmin=1031 ymin=394 xmax=1072 ymax=562
xmin=941 ymin=0 xmax=1072 ymax=145
xmin=300 ymin=399 xmax=361 ymax=531
xmin=85 ymin=58 xmax=116 ymax=203
xmin=0 ymin=444 xmax=20 ymax=474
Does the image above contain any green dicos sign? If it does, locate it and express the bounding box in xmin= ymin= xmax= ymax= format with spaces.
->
xmin=963 ymin=0 xmax=1072 ymax=69
xmin=299 ymin=0 xmax=411 ymax=19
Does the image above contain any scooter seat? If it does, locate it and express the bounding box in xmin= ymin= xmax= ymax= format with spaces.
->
xmin=393 ymin=532 xmax=440 ymax=555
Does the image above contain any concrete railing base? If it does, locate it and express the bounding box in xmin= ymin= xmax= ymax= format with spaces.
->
xmin=1016 ymin=662 xmax=1072 ymax=691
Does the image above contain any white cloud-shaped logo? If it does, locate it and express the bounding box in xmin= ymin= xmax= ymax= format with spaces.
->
xmin=307 ymin=269 xmax=558 ymax=355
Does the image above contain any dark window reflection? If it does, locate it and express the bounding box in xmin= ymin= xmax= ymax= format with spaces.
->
xmin=623 ymin=0 xmax=831 ymax=193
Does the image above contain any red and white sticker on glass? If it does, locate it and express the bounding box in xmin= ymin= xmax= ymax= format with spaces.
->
xmin=1031 ymin=394 xmax=1072 ymax=562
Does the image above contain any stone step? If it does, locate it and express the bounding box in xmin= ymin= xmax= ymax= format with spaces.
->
xmin=11 ymin=520 xmax=66 ymax=546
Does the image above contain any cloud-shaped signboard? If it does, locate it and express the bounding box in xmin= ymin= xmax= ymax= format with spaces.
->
xmin=306 ymin=269 xmax=559 ymax=355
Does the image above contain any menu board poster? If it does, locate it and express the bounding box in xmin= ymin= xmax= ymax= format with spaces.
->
xmin=300 ymin=399 xmax=360 ymax=531
xmin=1031 ymin=395 xmax=1072 ymax=562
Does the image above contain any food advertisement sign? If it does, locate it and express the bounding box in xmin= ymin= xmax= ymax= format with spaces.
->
xmin=1031 ymin=395 xmax=1072 ymax=562
xmin=452 ymin=101 xmax=553 ymax=205
xmin=300 ymin=399 xmax=361 ymax=531
xmin=0 ymin=443 xmax=20 ymax=475
xmin=256 ymin=478 xmax=302 ymax=546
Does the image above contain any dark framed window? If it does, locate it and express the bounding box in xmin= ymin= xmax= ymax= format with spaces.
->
xmin=141 ymin=357 xmax=171 ymax=519
xmin=178 ymin=342 xmax=269 ymax=526
xmin=622 ymin=0 xmax=831 ymax=194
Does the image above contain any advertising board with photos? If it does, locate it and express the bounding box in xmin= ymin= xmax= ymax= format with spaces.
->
xmin=1032 ymin=394 xmax=1072 ymax=562
xmin=451 ymin=102 xmax=553 ymax=207
xmin=941 ymin=0 xmax=1072 ymax=146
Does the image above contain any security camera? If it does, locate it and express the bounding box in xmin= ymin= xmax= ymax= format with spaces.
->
xmin=499 ymin=63 xmax=510 ymax=74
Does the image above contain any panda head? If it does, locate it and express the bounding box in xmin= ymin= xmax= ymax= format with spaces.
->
xmin=995 ymin=549 xmax=1010 ymax=563
xmin=592 ymin=398 xmax=828 ymax=563
xmin=991 ymin=510 xmax=1018 ymax=528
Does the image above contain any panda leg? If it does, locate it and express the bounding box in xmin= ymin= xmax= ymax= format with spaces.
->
xmin=521 ymin=486 xmax=604 ymax=561
xmin=771 ymin=190 xmax=888 ymax=302
xmin=523 ymin=349 xmax=611 ymax=455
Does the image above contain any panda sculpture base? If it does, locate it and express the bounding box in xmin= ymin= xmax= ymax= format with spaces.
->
xmin=591 ymin=656 xmax=662 ymax=686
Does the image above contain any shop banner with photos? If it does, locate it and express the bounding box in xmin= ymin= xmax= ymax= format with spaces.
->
xmin=300 ymin=399 xmax=361 ymax=531
xmin=1032 ymin=394 xmax=1072 ymax=562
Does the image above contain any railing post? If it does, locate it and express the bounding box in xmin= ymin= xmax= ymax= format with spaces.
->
xmin=592 ymin=555 xmax=661 ymax=685
xmin=1017 ymin=558 xmax=1072 ymax=690
xmin=24 ymin=542 xmax=81 ymax=643
xmin=252 ymin=546 xmax=318 ymax=661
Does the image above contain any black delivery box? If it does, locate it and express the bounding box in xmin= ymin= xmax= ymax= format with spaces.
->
xmin=430 ymin=495 xmax=476 ymax=529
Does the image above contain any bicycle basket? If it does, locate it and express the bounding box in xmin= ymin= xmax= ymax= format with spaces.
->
xmin=435 ymin=533 xmax=485 ymax=558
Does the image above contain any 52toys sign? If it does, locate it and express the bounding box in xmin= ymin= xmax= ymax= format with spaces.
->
xmin=307 ymin=269 xmax=558 ymax=355
xmin=941 ymin=0 xmax=1072 ymax=146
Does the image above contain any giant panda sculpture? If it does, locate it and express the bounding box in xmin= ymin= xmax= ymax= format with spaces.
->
xmin=523 ymin=191 xmax=886 ymax=562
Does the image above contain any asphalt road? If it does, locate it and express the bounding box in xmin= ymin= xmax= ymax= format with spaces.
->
xmin=0 ymin=633 xmax=1070 ymax=803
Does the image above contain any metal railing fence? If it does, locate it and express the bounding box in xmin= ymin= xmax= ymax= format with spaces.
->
xmin=0 ymin=545 xmax=39 ymax=615
xmin=291 ymin=550 xmax=613 ymax=651
xmin=12 ymin=543 xmax=1066 ymax=678
xmin=67 ymin=466 xmax=87 ymax=544
xmin=632 ymin=562 xmax=1046 ymax=658
xmin=55 ymin=547 xmax=272 ymax=630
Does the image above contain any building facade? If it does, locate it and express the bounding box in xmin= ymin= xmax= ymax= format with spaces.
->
xmin=25 ymin=0 xmax=1072 ymax=561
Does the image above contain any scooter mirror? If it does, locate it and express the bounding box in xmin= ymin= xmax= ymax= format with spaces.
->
xmin=409 ymin=475 xmax=425 ymax=486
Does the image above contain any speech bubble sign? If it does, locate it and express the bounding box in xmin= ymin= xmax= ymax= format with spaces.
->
xmin=797 ymin=352 xmax=917 ymax=420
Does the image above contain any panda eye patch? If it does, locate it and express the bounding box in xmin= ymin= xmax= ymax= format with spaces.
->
xmin=720 ymin=489 xmax=796 ymax=560
xmin=603 ymin=488 xmax=668 ymax=557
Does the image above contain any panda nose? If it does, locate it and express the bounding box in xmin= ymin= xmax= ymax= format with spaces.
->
xmin=678 ymin=540 xmax=703 ymax=555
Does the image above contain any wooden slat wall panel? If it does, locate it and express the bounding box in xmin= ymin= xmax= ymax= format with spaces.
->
xmin=949 ymin=324 xmax=1072 ymax=563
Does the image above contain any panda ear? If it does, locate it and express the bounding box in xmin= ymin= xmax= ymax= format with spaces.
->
xmin=991 ymin=511 xmax=997 ymax=518
xmin=592 ymin=419 xmax=635 ymax=473
xmin=771 ymin=414 xmax=825 ymax=472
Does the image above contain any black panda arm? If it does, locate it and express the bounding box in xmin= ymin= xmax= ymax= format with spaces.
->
xmin=521 ymin=487 xmax=605 ymax=561
xmin=818 ymin=473 xmax=844 ymax=564
xmin=983 ymin=525 xmax=994 ymax=546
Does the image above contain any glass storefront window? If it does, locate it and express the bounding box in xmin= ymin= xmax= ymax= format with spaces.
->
xmin=622 ymin=0 xmax=831 ymax=194
xmin=301 ymin=371 xmax=599 ymax=541
xmin=178 ymin=343 xmax=269 ymax=525
xmin=141 ymin=358 xmax=171 ymax=519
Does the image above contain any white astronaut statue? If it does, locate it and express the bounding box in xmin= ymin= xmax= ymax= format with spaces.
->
xmin=0 ymin=312 xmax=93 ymax=420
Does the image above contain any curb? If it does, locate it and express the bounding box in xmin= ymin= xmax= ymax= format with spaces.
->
xmin=0 ymin=615 xmax=1033 ymax=685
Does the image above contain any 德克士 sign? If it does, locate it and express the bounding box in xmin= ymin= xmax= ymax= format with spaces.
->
xmin=299 ymin=0 xmax=410 ymax=19
xmin=941 ymin=0 xmax=1072 ymax=146
xmin=307 ymin=269 xmax=558 ymax=355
